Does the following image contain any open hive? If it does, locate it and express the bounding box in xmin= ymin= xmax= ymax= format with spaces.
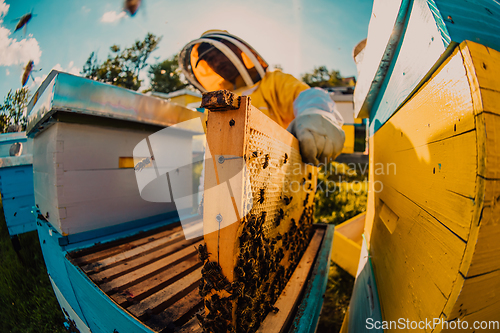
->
xmin=199 ymin=91 xmax=318 ymax=333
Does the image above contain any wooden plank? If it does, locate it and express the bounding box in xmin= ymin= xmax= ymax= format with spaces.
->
xmin=447 ymin=269 xmax=500 ymax=323
xmin=290 ymin=226 xmax=334 ymax=333
xmin=257 ymin=229 xmax=324 ymax=333
xmin=72 ymin=225 xmax=183 ymax=265
xmin=145 ymin=287 xmax=203 ymax=332
xmin=347 ymin=238 xmax=383 ymax=333
xmin=353 ymin=0 xmax=411 ymax=118
xmin=176 ymin=314 xmax=203 ymax=333
xmin=331 ymin=214 xmax=364 ymax=277
xmin=202 ymin=93 xmax=250 ymax=281
xmin=366 ymin=41 xmax=500 ymax=330
xmin=82 ymin=230 xmax=185 ymax=273
xmin=111 ymin=254 xmax=202 ymax=307
xmin=367 ymin=0 xmax=448 ymax=135
xmin=370 ymin=183 xmax=466 ymax=328
xmin=64 ymin=259 xmax=154 ymax=333
xmin=375 ymin=130 xmax=477 ymax=241
xmin=369 ymin=46 xmax=477 ymax=241
xmin=127 ymin=267 xmax=202 ymax=319
xmin=89 ymin=235 xmax=197 ymax=283
xmin=466 ymin=179 xmax=500 ymax=277
xmin=99 ymin=241 xmax=202 ymax=293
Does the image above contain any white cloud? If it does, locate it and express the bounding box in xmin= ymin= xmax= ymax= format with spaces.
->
xmin=30 ymin=74 xmax=45 ymax=90
xmin=0 ymin=1 xmax=42 ymax=67
xmin=52 ymin=61 xmax=80 ymax=75
xmin=82 ymin=6 xmax=90 ymax=14
xmin=101 ymin=11 xmax=126 ymax=23
xmin=0 ymin=0 xmax=8 ymax=17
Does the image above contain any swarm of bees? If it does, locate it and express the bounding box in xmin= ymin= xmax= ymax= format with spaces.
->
xmin=196 ymin=202 xmax=314 ymax=332
xmin=195 ymin=143 xmax=316 ymax=332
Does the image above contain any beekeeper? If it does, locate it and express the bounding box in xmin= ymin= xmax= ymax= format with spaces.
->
xmin=179 ymin=30 xmax=345 ymax=166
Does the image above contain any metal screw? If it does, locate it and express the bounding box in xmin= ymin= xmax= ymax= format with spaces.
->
xmin=218 ymin=156 xmax=225 ymax=164
xmin=216 ymin=214 xmax=223 ymax=223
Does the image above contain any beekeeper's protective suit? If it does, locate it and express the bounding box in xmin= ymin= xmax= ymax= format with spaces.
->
xmin=179 ymin=30 xmax=345 ymax=165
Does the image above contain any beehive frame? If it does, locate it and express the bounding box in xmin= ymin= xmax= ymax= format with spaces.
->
xmin=200 ymin=91 xmax=318 ymax=332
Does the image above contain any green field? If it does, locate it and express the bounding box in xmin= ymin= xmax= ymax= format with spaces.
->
xmin=0 ymin=201 xmax=66 ymax=333
xmin=0 ymin=162 xmax=367 ymax=332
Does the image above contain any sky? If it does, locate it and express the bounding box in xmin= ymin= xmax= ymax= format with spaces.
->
xmin=0 ymin=0 xmax=373 ymax=102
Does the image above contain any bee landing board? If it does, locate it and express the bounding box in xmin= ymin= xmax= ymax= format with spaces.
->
xmin=201 ymin=91 xmax=318 ymax=332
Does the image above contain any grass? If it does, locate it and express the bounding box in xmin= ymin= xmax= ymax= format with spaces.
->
xmin=0 ymin=200 xmax=66 ymax=333
xmin=315 ymin=162 xmax=368 ymax=332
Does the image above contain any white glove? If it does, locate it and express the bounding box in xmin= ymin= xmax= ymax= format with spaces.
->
xmin=289 ymin=88 xmax=345 ymax=165
xmin=287 ymin=110 xmax=345 ymax=165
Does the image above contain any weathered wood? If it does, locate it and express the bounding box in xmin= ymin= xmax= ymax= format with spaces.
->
xmin=290 ymin=225 xmax=335 ymax=333
xmin=70 ymin=224 xmax=206 ymax=332
xmin=99 ymin=241 xmax=202 ymax=293
xmin=257 ymin=229 xmax=324 ymax=333
xmin=82 ymin=231 xmax=185 ymax=274
xmin=176 ymin=314 xmax=203 ymax=333
xmin=145 ymin=287 xmax=203 ymax=332
xmin=127 ymin=267 xmax=202 ymax=319
xmin=89 ymin=235 xmax=198 ymax=283
xmin=72 ymin=224 xmax=183 ymax=265
xmin=111 ymin=255 xmax=202 ymax=306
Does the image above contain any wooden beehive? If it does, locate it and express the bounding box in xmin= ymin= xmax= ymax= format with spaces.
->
xmin=356 ymin=41 xmax=500 ymax=331
xmin=199 ymin=91 xmax=318 ymax=333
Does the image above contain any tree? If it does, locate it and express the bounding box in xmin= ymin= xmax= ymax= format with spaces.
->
xmin=147 ymin=54 xmax=188 ymax=94
xmin=81 ymin=33 xmax=162 ymax=91
xmin=0 ymin=88 xmax=30 ymax=133
xmin=301 ymin=66 xmax=344 ymax=88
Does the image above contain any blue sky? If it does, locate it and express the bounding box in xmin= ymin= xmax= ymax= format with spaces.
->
xmin=0 ymin=0 xmax=373 ymax=102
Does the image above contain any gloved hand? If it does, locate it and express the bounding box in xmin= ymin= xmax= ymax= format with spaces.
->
xmin=287 ymin=110 xmax=345 ymax=166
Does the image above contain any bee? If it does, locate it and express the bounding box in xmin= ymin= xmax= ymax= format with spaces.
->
xmin=195 ymin=244 xmax=210 ymax=263
xmin=14 ymin=11 xmax=36 ymax=34
xmin=199 ymin=279 xmax=214 ymax=297
xmin=303 ymin=193 xmax=310 ymax=207
xmin=21 ymin=60 xmax=41 ymax=87
xmin=275 ymin=208 xmax=284 ymax=227
xmin=239 ymin=231 xmax=251 ymax=244
xmin=134 ymin=156 xmax=154 ymax=172
xmin=263 ymin=154 xmax=270 ymax=169
xmin=202 ymin=261 xmax=222 ymax=282
xmin=229 ymin=119 xmax=235 ymax=126
xmin=234 ymin=266 xmax=245 ymax=278
xmin=301 ymin=177 xmax=306 ymax=185
xmin=124 ymin=0 xmax=142 ymax=16
xmin=283 ymin=153 xmax=288 ymax=164
xmin=283 ymin=195 xmax=293 ymax=205
xmin=258 ymin=188 xmax=265 ymax=204
xmin=215 ymin=278 xmax=230 ymax=291
xmin=260 ymin=211 xmax=267 ymax=223
xmin=308 ymin=172 xmax=312 ymax=180
xmin=252 ymin=151 xmax=259 ymax=158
